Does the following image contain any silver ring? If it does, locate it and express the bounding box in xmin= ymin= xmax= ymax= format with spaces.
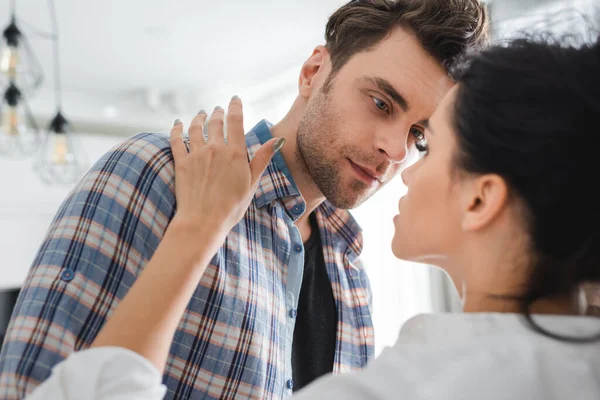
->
xmin=203 ymin=118 xmax=228 ymax=143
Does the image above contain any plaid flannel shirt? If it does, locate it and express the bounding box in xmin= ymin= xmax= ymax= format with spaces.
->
xmin=0 ymin=120 xmax=375 ymax=399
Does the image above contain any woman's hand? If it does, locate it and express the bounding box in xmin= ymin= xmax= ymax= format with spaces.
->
xmin=87 ymin=97 xmax=285 ymax=374
xmin=169 ymin=96 xmax=284 ymax=238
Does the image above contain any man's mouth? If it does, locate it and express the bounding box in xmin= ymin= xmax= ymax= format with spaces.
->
xmin=348 ymin=159 xmax=383 ymax=185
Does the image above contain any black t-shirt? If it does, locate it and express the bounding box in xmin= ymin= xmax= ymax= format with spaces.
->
xmin=291 ymin=213 xmax=337 ymax=392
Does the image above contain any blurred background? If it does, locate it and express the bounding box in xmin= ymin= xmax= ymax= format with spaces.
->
xmin=0 ymin=0 xmax=597 ymax=355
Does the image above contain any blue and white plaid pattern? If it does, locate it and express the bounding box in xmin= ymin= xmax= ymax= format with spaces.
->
xmin=0 ymin=120 xmax=374 ymax=399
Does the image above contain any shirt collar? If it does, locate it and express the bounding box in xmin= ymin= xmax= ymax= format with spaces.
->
xmin=246 ymin=120 xmax=301 ymax=210
xmin=316 ymin=201 xmax=363 ymax=261
xmin=246 ymin=119 xmax=363 ymax=260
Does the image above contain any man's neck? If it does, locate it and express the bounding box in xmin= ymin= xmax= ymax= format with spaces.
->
xmin=270 ymin=105 xmax=326 ymax=240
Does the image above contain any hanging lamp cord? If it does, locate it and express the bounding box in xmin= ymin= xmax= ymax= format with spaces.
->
xmin=47 ymin=0 xmax=61 ymax=110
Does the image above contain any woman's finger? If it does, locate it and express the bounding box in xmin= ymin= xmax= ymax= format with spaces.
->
xmin=250 ymin=137 xmax=285 ymax=186
xmin=170 ymin=119 xmax=187 ymax=160
xmin=189 ymin=110 xmax=208 ymax=149
xmin=226 ymin=96 xmax=245 ymax=149
xmin=207 ymin=106 xmax=225 ymax=145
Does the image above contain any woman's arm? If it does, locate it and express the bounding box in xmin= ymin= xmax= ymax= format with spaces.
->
xmin=87 ymin=215 xmax=224 ymax=371
xmin=25 ymin=97 xmax=283 ymax=399
xmin=89 ymin=97 xmax=283 ymax=372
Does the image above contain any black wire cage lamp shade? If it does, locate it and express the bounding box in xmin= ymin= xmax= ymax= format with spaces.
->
xmin=0 ymin=80 xmax=40 ymax=158
xmin=33 ymin=110 xmax=88 ymax=185
xmin=0 ymin=16 xmax=44 ymax=98
xmin=31 ymin=0 xmax=88 ymax=185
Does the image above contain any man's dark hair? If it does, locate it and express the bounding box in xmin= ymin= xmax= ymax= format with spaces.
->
xmin=324 ymin=0 xmax=490 ymax=81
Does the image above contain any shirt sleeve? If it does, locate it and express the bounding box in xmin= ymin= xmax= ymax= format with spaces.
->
xmin=26 ymin=347 xmax=167 ymax=400
xmin=0 ymin=133 xmax=176 ymax=399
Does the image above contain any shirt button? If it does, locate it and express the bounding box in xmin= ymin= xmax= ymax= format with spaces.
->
xmin=292 ymin=205 xmax=303 ymax=215
xmin=60 ymin=268 xmax=75 ymax=282
xmin=294 ymin=244 xmax=302 ymax=253
xmin=289 ymin=308 xmax=297 ymax=318
xmin=286 ymin=379 xmax=294 ymax=390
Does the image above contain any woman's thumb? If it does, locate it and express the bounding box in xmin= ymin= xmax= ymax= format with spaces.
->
xmin=250 ymin=137 xmax=286 ymax=184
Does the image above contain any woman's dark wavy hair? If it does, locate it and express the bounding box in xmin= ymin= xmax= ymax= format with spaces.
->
xmin=453 ymin=34 xmax=600 ymax=342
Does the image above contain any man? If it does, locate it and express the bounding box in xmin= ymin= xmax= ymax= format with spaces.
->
xmin=0 ymin=0 xmax=489 ymax=398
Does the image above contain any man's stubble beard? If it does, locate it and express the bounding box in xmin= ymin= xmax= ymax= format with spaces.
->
xmin=295 ymin=89 xmax=372 ymax=210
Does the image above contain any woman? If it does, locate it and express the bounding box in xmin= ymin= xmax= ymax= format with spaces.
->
xmin=28 ymin=35 xmax=600 ymax=399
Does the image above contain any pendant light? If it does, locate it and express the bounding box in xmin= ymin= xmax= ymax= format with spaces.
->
xmin=0 ymin=0 xmax=44 ymax=97
xmin=0 ymin=79 xmax=39 ymax=158
xmin=34 ymin=0 xmax=87 ymax=185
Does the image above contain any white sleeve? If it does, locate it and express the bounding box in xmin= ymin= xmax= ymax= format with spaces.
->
xmin=26 ymin=347 xmax=167 ymax=400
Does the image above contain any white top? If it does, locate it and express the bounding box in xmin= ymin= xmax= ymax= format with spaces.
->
xmin=27 ymin=313 xmax=600 ymax=400
xmin=27 ymin=347 xmax=166 ymax=400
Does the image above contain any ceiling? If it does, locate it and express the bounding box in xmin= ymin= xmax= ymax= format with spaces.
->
xmin=0 ymin=0 xmax=347 ymax=134
xmin=0 ymin=0 xmax=591 ymax=136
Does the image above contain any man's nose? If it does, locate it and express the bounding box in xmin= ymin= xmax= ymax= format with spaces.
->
xmin=375 ymin=128 xmax=409 ymax=164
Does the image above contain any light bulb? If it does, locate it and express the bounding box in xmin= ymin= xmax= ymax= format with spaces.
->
xmin=34 ymin=111 xmax=88 ymax=185
xmin=0 ymin=45 xmax=18 ymax=78
xmin=0 ymin=83 xmax=38 ymax=157
xmin=0 ymin=17 xmax=43 ymax=96
xmin=50 ymin=134 xmax=73 ymax=165
xmin=0 ymin=105 xmax=23 ymax=136
xmin=0 ymin=103 xmax=36 ymax=156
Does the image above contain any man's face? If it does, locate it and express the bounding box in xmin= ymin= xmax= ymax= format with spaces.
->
xmin=296 ymin=28 xmax=453 ymax=209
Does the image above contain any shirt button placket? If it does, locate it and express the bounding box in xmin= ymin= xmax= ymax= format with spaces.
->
xmin=291 ymin=204 xmax=304 ymax=217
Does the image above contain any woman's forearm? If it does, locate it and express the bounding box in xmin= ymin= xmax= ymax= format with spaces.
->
xmin=90 ymin=216 xmax=227 ymax=372
xmin=88 ymin=97 xmax=278 ymax=376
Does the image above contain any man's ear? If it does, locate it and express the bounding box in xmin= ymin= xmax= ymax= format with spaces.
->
xmin=461 ymin=174 xmax=509 ymax=232
xmin=299 ymin=45 xmax=330 ymax=98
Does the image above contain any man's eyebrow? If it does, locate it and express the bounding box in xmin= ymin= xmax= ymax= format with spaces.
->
xmin=363 ymin=76 xmax=410 ymax=112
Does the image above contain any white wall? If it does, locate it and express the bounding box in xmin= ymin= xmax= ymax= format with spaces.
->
xmin=352 ymin=180 xmax=438 ymax=355
xmin=0 ymin=133 xmax=123 ymax=289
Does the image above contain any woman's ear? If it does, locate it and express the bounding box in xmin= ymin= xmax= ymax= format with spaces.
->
xmin=299 ymin=45 xmax=330 ymax=98
xmin=461 ymin=174 xmax=509 ymax=232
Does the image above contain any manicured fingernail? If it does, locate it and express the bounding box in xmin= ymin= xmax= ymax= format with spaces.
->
xmin=214 ymin=106 xmax=223 ymax=111
xmin=198 ymin=109 xmax=206 ymax=115
xmin=232 ymin=95 xmax=240 ymax=101
xmin=273 ymin=138 xmax=285 ymax=153
xmin=173 ymin=119 xmax=181 ymax=126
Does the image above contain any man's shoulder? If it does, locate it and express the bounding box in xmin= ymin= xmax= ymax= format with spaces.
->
xmin=109 ymin=132 xmax=172 ymax=159
xmin=91 ymin=132 xmax=173 ymax=174
xmin=77 ymin=132 xmax=175 ymax=197
xmin=131 ymin=131 xmax=171 ymax=147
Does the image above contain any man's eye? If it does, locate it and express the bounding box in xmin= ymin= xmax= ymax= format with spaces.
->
xmin=372 ymin=97 xmax=390 ymax=113
xmin=410 ymin=127 xmax=428 ymax=153
xmin=410 ymin=127 xmax=425 ymax=141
